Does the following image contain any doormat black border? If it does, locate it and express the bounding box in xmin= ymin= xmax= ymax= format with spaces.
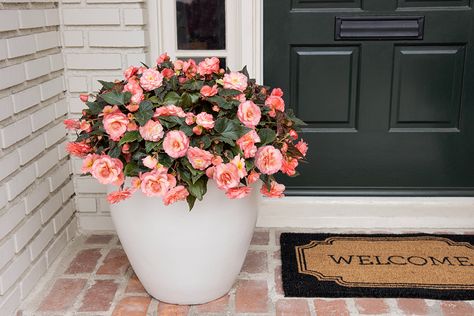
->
xmin=280 ymin=233 xmax=474 ymax=301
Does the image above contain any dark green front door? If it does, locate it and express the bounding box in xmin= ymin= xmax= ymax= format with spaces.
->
xmin=264 ymin=0 xmax=474 ymax=195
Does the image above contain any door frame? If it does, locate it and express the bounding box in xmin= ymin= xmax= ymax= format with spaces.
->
xmin=146 ymin=0 xmax=474 ymax=230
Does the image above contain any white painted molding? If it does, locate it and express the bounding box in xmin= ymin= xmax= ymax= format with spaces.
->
xmin=257 ymin=196 xmax=474 ymax=230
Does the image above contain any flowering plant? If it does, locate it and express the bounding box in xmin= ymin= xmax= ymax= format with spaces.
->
xmin=65 ymin=54 xmax=308 ymax=209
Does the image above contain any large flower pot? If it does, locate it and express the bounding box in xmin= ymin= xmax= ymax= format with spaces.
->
xmin=109 ymin=181 xmax=259 ymax=305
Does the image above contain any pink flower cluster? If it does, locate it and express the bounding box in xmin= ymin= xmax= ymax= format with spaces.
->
xmin=67 ymin=53 xmax=309 ymax=208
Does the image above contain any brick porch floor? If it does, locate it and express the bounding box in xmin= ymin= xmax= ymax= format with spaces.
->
xmin=18 ymin=229 xmax=474 ymax=316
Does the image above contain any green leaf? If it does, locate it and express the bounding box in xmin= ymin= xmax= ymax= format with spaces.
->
xmin=189 ymin=92 xmax=200 ymax=104
xmin=158 ymin=116 xmax=184 ymax=129
xmin=100 ymin=91 xmax=128 ymax=105
xmin=216 ymin=136 xmax=235 ymax=146
xmin=258 ymin=128 xmax=276 ymax=145
xmin=108 ymin=145 xmax=121 ymax=158
xmin=187 ymin=177 xmax=208 ymax=200
xmin=191 ymin=171 xmax=205 ymax=184
xmin=219 ymin=88 xmax=242 ymax=97
xmin=179 ymin=123 xmax=193 ymax=137
xmin=214 ymin=118 xmax=250 ymax=140
xmin=190 ymin=135 xmax=211 ymax=149
xmin=145 ymin=140 xmax=161 ymax=153
xmin=164 ymin=91 xmax=181 ymax=105
xmin=124 ymin=162 xmax=139 ymax=177
xmin=86 ymin=101 xmax=103 ymax=115
xmin=134 ymin=100 xmax=154 ymax=126
xmin=158 ymin=153 xmax=173 ymax=168
xmin=186 ymin=195 xmax=196 ymax=211
xmin=182 ymin=79 xmax=204 ymax=91
xmin=118 ymin=131 xmax=141 ymax=145
xmin=207 ymin=96 xmax=233 ymax=110
xmin=98 ymin=80 xmax=115 ymax=90
xmin=180 ymin=92 xmax=193 ymax=108
xmin=139 ymin=100 xmax=154 ymax=112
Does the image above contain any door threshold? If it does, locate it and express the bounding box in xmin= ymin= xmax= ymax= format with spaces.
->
xmin=256 ymin=196 xmax=474 ymax=230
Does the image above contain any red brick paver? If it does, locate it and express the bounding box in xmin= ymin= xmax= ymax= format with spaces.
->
xmin=397 ymin=298 xmax=428 ymax=315
xmin=79 ymin=279 xmax=119 ymax=312
xmin=194 ymin=294 xmax=229 ymax=313
xmin=157 ymin=302 xmax=190 ymax=315
xmin=65 ymin=248 xmax=102 ymax=274
xmin=235 ymin=279 xmax=269 ymax=313
xmin=251 ymin=231 xmax=270 ymax=245
xmin=85 ymin=234 xmax=114 ymax=244
xmin=440 ymin=301 xmax=474 ymax=316
xmin=355 ymin=298 xmax=390 ymax=315
xmin=276 ymin=299 xmax=310 ymax=316
xmin=314 ymin=299 xmax=350 ymax=316
xmin=97 ymin=248 xmax=130 ymax=275
xmin=38 ymin=278 xmax=87 ymax=312
xmin=112 ymin=296 xmax=151 ymax=316
xmin=242 ymin=250 xmax=267 ymax=273
xmin=126 ymin=273 xmax=147 ymax=293
xmin=275 ymin=265 xmax=284 ymax=295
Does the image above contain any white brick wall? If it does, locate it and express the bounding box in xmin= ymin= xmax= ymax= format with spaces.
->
xmin=0 ymin=2 xmax=77 ymax=315
xmin=61 ymin=0 xmax=147 ymax=231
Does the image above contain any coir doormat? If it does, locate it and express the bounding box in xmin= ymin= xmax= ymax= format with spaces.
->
xmin=280 ymin=233 xmax=474 ymax=300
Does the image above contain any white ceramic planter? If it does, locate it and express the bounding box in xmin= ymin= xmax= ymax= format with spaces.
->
xmin=109 ymin=181 xmax=259 ymax=305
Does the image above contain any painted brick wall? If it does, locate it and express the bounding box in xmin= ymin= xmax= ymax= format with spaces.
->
xmin=61 ymin=0 xmax=148 ymax=231
xmin=0 ymin=2 xmax=77 ymax=315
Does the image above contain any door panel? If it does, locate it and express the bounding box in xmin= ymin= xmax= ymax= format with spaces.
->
xmin=290 ymin=47 xmax=359 ymax=128
xmin=390 ymin=46 xmax=465 ymax=129
xmin=264 ymin=0 xmax=474 ymax=195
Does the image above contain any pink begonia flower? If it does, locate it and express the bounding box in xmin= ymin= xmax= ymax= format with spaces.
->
xmin=79 ymin=94 xmax=89 ymax=102
xmin=192 ymin=126 xmax=203 ymax=135
xmin=163 ymin=185 xmax=189 ymax=206
xmin=197 ymin=57 xmax=220 ymax=76
xmin=103 ymin=110 xmax=129 ymax=141
xmin=231 ymin=154 xmax=247 ymax=178
xmin=271 ymin=88 xmax=283 ymax=97
xmin=174 ymin=59 xmax=184 ymax=71
xmin=186 ymin=147 xmax=213 ymax=170
xmin=233 ymin=93 xmax=246 ymax=103
xmin=127 ymin=121 xmax=138 ymax=131
xmin=124 ymin=66 xmax=138 ymax=80
xmin=139 ymin=120 xmax=164 ymax=142
xmin=265 ymin=95 xmax=285 ymax=117
xmin=130 ymin=177 xmax=141 ymax=192
xmin=142 ymin=156 xmax=158 ymax=169
xmin=247 ymin=170 xmax=260 ymax=184
xmin=126 ymin=103 xmax=139 ymax=112
xmin=295 ymin=139 xmax=308 ymax=157
xmin=225 ymin=186 xmax=252 ymax=199
xmin=139 ymin=68 xmax=163 ymax=91
xmin=161 ymin=68 xmax=174 ymax=79
xmin=281 ymin=156 xmax=298 ymax=176
xmin=66 ymin=142 xmax=91 ymax=158
xmin=237 ymin=100 xmax=261 ymax=128
xmin=107 ymin=188 xmax=133 ymax=204
xmin=183 ymin=59 xmax=198 ymax=78
xmin=213 ymin=163 xmax=240 ymax=190
xmin=185 ymin=112 xmax=195 ymax=125
xmin=154 ymin=105 xmax=186 ymax=118
xmin=156 ymin=52 xmax=170 ymax=65
xmin=81 ymin=154 xmax=100 ymax=173
xmin=195 ymin=112 xmax=215 ymax=130
xmin=140 ymin=169 xmax=175 ymax=197
xmin=236 ymin=130 xmax=260 ymax=158
xmin=289 ymin=129 xmax=298 ymax=140
xmin=163 ymin=130 xmax=190 ymax=158
xmin=254 ymin=145 xmax=283 ymax=175
xmin=90 ymin=155 xmax=124 ymax=186
xmin=260 ymin=181 xmax=285 ymax=198
xmin=64 ymin=119 xmax=80 ymax=130
xmin=211 ymin=156 xmax=223 ymax=166
xmin=223 ymin=72 xmax=248 ymax=92
xmin=200 ymin=84 xmax=218 ymax=97
xmin=79 ymin=120 xmax=91 ymax=132
xmin=205 ymin=166 xmax=215 ymax=178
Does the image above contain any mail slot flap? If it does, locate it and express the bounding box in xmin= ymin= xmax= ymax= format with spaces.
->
xmin=335 ymin=16 xmax=424 ymax=40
